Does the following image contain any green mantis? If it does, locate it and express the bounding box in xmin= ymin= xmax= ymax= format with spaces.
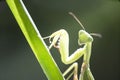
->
xmin=45 ymin=12 xmax=98 ymax=80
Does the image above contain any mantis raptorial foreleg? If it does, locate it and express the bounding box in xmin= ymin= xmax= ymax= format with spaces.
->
xmin=45 ymin=12 xmax=96 ymax=80
xmin=49 ymin=29 xmax=86 ymax=64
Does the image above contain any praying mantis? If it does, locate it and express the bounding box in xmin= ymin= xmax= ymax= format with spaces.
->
xmin=45 ymin=12 xmax=100 ymax=80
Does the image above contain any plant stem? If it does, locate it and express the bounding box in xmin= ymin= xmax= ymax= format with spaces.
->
xmin=6 ymin=0 xmax=64 ymax=80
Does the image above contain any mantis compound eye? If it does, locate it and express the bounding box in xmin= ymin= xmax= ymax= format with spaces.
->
xmin=78 ymin=30 xmax=93 ymax=45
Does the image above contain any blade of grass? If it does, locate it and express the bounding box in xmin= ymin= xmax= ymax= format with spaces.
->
xmin=6 ymin=0 xmax=64 ymax=80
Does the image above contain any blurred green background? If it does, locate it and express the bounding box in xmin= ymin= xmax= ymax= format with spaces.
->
xmin=0 ymin=0 xmax=120 ymax=80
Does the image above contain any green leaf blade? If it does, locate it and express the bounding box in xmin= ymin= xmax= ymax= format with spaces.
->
xmin=6 ymin=0 xmax=64 ymax=80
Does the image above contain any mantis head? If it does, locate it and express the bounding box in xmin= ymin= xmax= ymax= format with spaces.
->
xmin=78 ymin=30 xmax=93 ymax=45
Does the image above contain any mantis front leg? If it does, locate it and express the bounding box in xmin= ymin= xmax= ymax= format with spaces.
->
xmin=49 ymin=29 xmax=86 ymax=64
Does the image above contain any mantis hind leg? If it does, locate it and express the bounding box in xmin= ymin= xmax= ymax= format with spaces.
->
xmin=63 ymin=62 xmax=78 ymax=80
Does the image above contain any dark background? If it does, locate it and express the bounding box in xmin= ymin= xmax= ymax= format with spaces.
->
xmin=0 ymin=0 xmax=120 ymax=80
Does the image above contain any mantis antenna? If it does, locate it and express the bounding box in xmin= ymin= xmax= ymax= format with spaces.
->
xmin=90 ymin=33 xmax=102 ymax=38
xmin=69 ymin=12 xmax=85 ymax=30
xmin=69 ymin=12 xmax=102 ymax=38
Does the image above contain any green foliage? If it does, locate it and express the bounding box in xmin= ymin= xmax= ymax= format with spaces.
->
xmin=6 ymin=0 xmax=64 ymax=80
